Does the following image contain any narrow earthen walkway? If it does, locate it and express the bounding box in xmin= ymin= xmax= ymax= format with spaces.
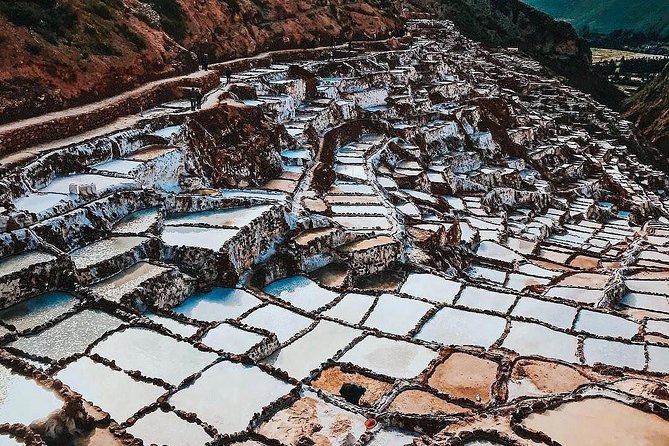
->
xmin=0 ymin=41 xmax=372 ymax=164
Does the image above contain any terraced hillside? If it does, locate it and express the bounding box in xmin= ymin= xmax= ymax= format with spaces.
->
xmin=1 ymin=18 xmax=669 ymax=446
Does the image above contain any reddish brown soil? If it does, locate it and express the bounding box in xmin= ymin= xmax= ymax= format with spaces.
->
xmin=388 ymin=389 xmax=471 ymax=415
xmin=427 ymin=353 xmax=498 ymax=403
xmin=311 ymin=366 xmax=393 ymax=406
xmin=0 ymin=0 xmax=401 ymax=123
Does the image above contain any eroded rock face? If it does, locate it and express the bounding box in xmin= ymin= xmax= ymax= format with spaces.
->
xmin=177 ymin=102 xmax=288 ymax=188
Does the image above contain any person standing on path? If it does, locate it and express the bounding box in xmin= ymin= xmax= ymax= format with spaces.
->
xmin=195 ymin=89 xmax=203 ymax=110
xmin=202 ymin=53 xmax=209 ymax=71
xmin=190 ymin=87 xmax=197 ymax=111
xmin=225 ymin=67 xmax=232 ymax=85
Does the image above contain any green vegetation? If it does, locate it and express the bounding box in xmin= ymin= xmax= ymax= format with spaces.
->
xmin=117 ymin=23 xmax=146 ymax=50
xmin=0 ymin=0 xmax=78 ymax=43
xmin=521 ymin=0 xmax=669 ymax=39
xmin=144 ymin=0 xmax=187 ymax=42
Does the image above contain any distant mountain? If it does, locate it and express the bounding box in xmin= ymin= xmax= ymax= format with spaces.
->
xmin=521 ymin=0 xmax=669 ymax=38
xmin=410 ymin=0 xmax=626 ymax=108
xmin=625 ymin=64 xmax=669 ymax=153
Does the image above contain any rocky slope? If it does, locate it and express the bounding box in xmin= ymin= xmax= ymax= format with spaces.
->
xmin=0 ymin=0 xmax=400 ymax=124
xmin=409 ymin=0 xmax=626 ymax=109
xmin=625 ymin=63 xmax=669 ymax=154
xmin=522 ymin=0 xmax=669 ymax=37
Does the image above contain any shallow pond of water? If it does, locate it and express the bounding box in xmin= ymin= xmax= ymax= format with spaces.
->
xmin=416 ymin=307 xmax=506 ymax=348
xmin=400 ymin=273 xmax=462 ymax=304
xmin=583 ymin=338 xmax=645 ymax=370
xmin=91 ymin=327 xmax=218 ymax=385
xmin=13 ymin=193 xmax=70 ymax=214
xmin=574 ymin=309 xmax=639 ymax=339
xmin=241 ymin=304 xmax=314 ymax=343
xmin=126 ymin=410 xmax=212 ymax=446
xmin=0 ymin=364 xmax=63 ymax=425
xmin=145 ymin=312 xmax=198 ymax=338
xmin=161 ymin=226 xmax=238 ymax=250
xmin=169 ymin=361 xmax=294 ymax=434
xmin=511 ymin=297 xmax=578 ymax=330
xmin=201 ymin=323 xmax=265 ymax=354
xmin=92 ymin=159 xmax=143 ymax=175
xmin=70 ymin=236 xmax=148 ymax=269
xmin=364 ymin=294 xmax=433 ymax=336
xmin=10 ymin=309 xmax=122 ymax=361
xmin=55 ymin=357 xmax=164 ymax=422
xmin=41 ymin=174 xmax=135 ymax=195
xmin=456 ymin=286 xmax=517 ymax=314
xmin=502 ymin=321 xmax=578 ymax=363
xmin=338 ymin=336 xmax=437 ymax=379
xmin=89 ymin=261 xmax=170 ymax=302
xmin=321 ymin=293 xmax=376 ymax=324
xmin=264 ymin=276 xmax=339 ymax=311
xmin=0 ymin=251 xmax=56 ymax=278
xmin=165 ymin=205 xmax=272 ymax=228
xmin=113 ymin=208 xmax=161 ymax=234
xmin=0 ymin=292 xmax=77 ymax=332
xmin=263 ymin=320 xmax=361 ymax=379
xmin=521 ymin=397 xmax=669 ymax=446
xmin=174 ymin=288 xmax=262 ymax=322
xmin=368 ymin=429 xmax=419 ymax=446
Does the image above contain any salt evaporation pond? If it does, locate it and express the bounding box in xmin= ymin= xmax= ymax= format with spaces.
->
xmin=242 ymin=304 xmax=314 ymax=343
xmin=0 ymin=251 xmax=55 ymax=278
xmin=10 ymin=309 xmax=122 ymax=361
xmin=0 ymin=292 xmax=77 ymax=331
xmin=502 ymin=321 xmax=578 ymax=363
xmin=92 ymin=159 xmax=143 ymax=175
xmin=169 ymin=361 xmax=294 ymax=434
xmin=338 ymin=336 xmax=437 ymax=379
xmin=145 ymin=312 xmax=198 ymax=338
xmin=201 ymin=323 xmax=265 ymax=354
xmin=13 ymin=192 xmax=69 ymax=214
xmin=0 ymin=364 xmax=63 ymax=425
xmin=161 ymin=226 xmax=238 ymax=250
xmin=126 ymin=409 xmax=212 ymax=446
xmin=321 ymin=293 xmax=376 ymax=324
xmin=511 ymin=297 xmax=578 ymax=330
xmin=55 ymin=357 xmax=165 ymax=422
xmin=416 ymin=307 xmax=506 ymax=348
xmin=582 ymin=338 xmax=646 ymax=370
xmin=521 ymin=397 xmax=669 ymax=446
xmin=41 ymin=173 xmax=135 ymax=194
xmin=368 ymin=429 xmax=419 ymax=445
xmin=264 ymin=320 xmax=361 ymax=379
xmin=264 ymin=275 xmax=339 ymax=311
xmin=363 ymin=294 xmax=433 ymax=335
xmin=165 ymin=205 xmax=272 ymax=228
xmin=89 ymin=261 xmax=170 ymax=302
xmin=70 ymin=236 xmax=148 ymax=269
xmin=574 ymin=309 xmax=639 ymax=339
xmin=91 ymin=327 xmax=218 ymax=385
xmin=113 ymin=208 xmax=161 ymax=234
xmin=400 ymin=273 xmax=462 ymax=304
xmin=174 ymin=288 xmax=262 ymax=321
xmin=456 ymin=286 xmax=517 ymax=313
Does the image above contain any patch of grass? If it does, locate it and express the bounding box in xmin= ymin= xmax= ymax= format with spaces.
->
xmin=24 ymin=40 xmax=42 ymax=55
xmin=144 ymin=0 xmax=187 ymax=42
xmin=0 ymin=0 xmax=78 ymax=43
xmin=84 ymin=0 xmax=114 ymax=20
xmin=117 ymin=22 xmax=146 ymax=50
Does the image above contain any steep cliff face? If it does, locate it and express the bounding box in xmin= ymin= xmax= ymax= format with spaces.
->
xmin=0 ymin=0 xmax=400 ymax=123
xmin=625 ymin=64 xmax=669 ymax=154
xmin=410 ymin=0 xmax=626 ymax=109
